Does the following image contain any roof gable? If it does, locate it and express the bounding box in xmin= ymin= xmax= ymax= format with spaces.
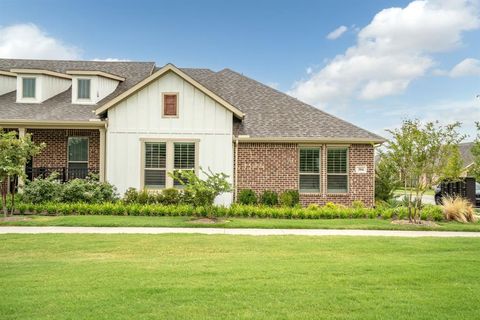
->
xmin=95 ymin=64 xmax=245 ymax=118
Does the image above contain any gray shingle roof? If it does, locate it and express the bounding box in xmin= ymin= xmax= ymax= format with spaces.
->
xmin=0 ymin=59 xmax=155 ymax=121
xmin=181 ymin=68 xmax=384 ymax=141
xmin=459 ymin=142 xmax=474 ymax=167
xmin=0 ymin=59 xmax=383 ymax=141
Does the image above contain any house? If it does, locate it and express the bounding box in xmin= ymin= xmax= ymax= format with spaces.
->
xmin=0 ymin=58 xmax=384 ymax=206
xmin=459 ymin=142 xmax=475 ymax=176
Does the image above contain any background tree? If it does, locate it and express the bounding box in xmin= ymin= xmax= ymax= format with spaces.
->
xmin=469 ymin=122 xmax=480 ymax=181
xmin=441 ymin=144 xmax=464 ymax=181
xmin=383 ymin=119 xmax=464 ymax=223
xmin=0 ymin=130 xmax=44 ymax=217
xmin=374 ymin=153 xmax=400 ymax=202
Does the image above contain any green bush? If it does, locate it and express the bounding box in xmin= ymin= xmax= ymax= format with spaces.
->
xmin=279 ymin=190 xmax=300 ymax=207
xmin=123 ymin=188 xmax=139 ymax=204
xmin=238 ymin=189 xmax=257 ymax=205
xmin=160 ymin=188 xmax=182 ymax=205
xmin=421 ymin=204 xmax=444 ymax=221
xmin=260 ymin=190 xmax=278 ymax=206
xmin=22 ymin=174 xmax=62 ymax=203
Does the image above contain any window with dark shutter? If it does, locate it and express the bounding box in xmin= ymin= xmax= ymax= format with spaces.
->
xmin=163 ymin=94 xmax=178 ymax=116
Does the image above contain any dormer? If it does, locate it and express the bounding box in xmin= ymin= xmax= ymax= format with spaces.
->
xmin=0 ymin=70 xmax=17 ymax=95
xmin=11 ymin=69 xmax=71 ymax=103
xmin=66 ymin=70 xmax=124 ymax=104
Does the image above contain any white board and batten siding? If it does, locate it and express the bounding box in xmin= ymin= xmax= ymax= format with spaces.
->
xmin=16 ymin=74 xmax=70 ymax=103
xmin=71 ymin=75 xmax=119 ymax=104
xmin=106 ymin=71 xmax=234 ymax=205
xmin=0 ymin=75 xmax=16 ymax=96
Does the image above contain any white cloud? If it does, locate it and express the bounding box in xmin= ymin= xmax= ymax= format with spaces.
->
xmin=449 ymin=58 xmax=480 ymax=76
xmin=0 ymin=23 xmax=81 ymax=59
xmin=266 ymin=82 xmax=279 ymax=89
xmin=290 ymin=0 xmax=480 ymax=106
xmin=326 ymin=25 xmax=348 ymax=40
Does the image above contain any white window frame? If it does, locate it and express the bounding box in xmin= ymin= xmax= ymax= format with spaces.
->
xmin=140 ymin=139 xmax=199 ymax=190
xmin=326 ymin=146 xmax=349 ymax=194
xmin=298 ymin=146 xmax=321 ymax=193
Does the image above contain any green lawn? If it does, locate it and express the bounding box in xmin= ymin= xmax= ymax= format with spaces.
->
xmin=2 ymin=214 xmax=480 ymax=231
xmin=1 ymin=234 xmax=480 ymax=319
xmin=394 ymin=188 xmax=435 ymax=196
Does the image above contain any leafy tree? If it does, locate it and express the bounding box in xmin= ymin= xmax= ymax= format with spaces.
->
xmin=441 ymin=144 xmax=464 ymax=181
xmin=383 ymin=119 xmax=464 ymax=223
xmin=0 ymin=130 xmax=44 ymax=216
xmin=374 ymin=153 xmax=400 ymax=202
xmin=169 ymin=168 xmax=231 ymax=207
xmin=470 ymin=122 xmax=480 ymax=181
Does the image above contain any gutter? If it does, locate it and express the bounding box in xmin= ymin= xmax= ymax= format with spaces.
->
xmin=0 ymin=119 xmax=107 ymax=129
xmin=233 ymin=135 xmax=385 ymax=145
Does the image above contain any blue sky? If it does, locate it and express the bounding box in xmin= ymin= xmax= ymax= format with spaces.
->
xmin=0 ymin=0 xmax=479 ymax=139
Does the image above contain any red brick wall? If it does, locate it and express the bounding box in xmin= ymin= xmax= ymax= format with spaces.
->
xmin=28 ymin=129 xmax=100 ymax=171
xmin=235 ymin=143 xmax=375 ymax=207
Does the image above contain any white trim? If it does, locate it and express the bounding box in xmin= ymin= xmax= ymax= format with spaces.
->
xmin=10 ymin=69 xmax=72 ymax=79
xmin=66 ymin=70 xmax=125 ymax=81
xmin=235 ymin=136 xmax=384 ymax=144
xmin=0 ymin=70 xmax=16 ymax=77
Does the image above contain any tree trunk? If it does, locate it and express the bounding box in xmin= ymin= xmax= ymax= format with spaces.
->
xmin=1 ymin=178 xmax=7 ymax=218
xmin=9 ymin=176 xmax=16 ymax=216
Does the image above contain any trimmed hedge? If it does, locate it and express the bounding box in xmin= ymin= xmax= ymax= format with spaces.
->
xmin=12 ymin=202 xmax=445 ymax=221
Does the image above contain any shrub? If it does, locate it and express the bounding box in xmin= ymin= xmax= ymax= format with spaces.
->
xmin=442 ymin=196 xmax=478 ymax=223
xmin=421 ymin=204 xmax=444 ymax=221
xmin=170 ymin=168 xmax=231 ymax=207
xmin=136 ymin=189 xmax=150 ymax=204
xmin=160 ymin=188 xmax=182 ymax=205
xmin=123 ymin=187 xmax=139 ymax=204
xmin=259 ymin=190 xmax=278 ymax=206
xmin=351 ymin=200 xmax=365 ymax=209
xmin=279 ymin=190 xmax=300 ymax=207
xmin=60 ymin=178 xmax=118 ymax=203
xmin=22 ymin=174 xmax=62 ymax=203
xmin=238 ymin=189 xmax=257 ymax=205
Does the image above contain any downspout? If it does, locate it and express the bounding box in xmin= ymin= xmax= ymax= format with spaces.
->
xmin=99 ymin=121 xmax=108 ymax=182
xmin=234 ymin=137 xmax=239 ymax=203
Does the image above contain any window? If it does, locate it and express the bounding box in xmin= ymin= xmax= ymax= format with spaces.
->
xmin=327 ymin=147 xmax=348 ymax=193
xmin=173 ymin=142 xmax=195 ymax=187
xmin=144 ymin=142 xmax=167 ymax=189
xmin=77 ymin=79 xmax=91 ymax=99
xmin=299 ymin=148 xmax=321 ymax=193
xmin=22 ymin=78 xmax=36 ymax=98
xmin=143 ymin=141 xmax=197 ymax=189
xmin=163 ymin=93 xmax=178 ymax=117
xmin=68 ymin=137 xmax=89 ymax=179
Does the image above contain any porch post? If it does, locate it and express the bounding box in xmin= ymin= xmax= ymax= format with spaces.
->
xmin=99 ymin=127 xmax=106 ymax=182
xmin=18 ymin=127 xmax=26 ymax=193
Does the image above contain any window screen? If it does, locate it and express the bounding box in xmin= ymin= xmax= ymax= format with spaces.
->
xmin=68 ymin=137 xmax=88 ymax=179
xmin=299 ymin=148 xmax=320 ymax=192
xmin=327 ymin=148 xmax=348 ymax=193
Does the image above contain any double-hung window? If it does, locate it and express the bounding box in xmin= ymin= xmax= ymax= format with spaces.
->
xmin=143 ymin=141 xmax=196 ymax=189
xmin=327 ymin=147 xmax=348 ymax=193
xmin=144 ymin=142 xmax=167 ymax=189
xmin=68 ymin=137 xmax=89 ymax=179
xmin=22 ymin=78 xmax=36 ymax=98
xmin=299 ymin=147 xmax=321 ymax=193
xmin=77 ymin=79 xmax=91 ymax=99
xmin=173 ymin=142 xmax=195 ymax=187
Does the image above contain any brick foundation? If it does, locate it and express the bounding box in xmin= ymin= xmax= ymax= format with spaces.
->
xmin=235 ymin=142 xmax=375 ymax=207
xmin=28 ymin=129 xmax=100 ymax=171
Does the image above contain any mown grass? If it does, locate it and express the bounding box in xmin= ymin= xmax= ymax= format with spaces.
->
xmin=2 ymin=215 xmax=480 ymax=231
xmin=1 ymin=234 xmax=480 ymax=319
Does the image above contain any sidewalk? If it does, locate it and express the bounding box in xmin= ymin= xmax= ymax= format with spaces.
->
xmin=1 ymin=226 xmax=480 ymax=237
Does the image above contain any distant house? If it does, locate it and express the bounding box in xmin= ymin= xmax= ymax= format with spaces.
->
xmin=459 ymin=142 xmax=475 ymax=176
xmin=0 ymin=59 xmax=384 ymax=207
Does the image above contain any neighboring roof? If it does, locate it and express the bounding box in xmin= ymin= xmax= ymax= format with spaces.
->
xmin=0 ymin=58 xmax=155 ymax=122
xmin=181 ymin=68 xmax=384 ymax=142
xmin=459 ymin=142 xmax=475 ymax=167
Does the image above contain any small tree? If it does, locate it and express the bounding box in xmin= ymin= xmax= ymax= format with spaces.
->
xmin=169 ymin=168 xmax=231 ymax=207
xmin=0 ymin=130 xmax=44 ymax=217
xmin=383 ymin=119 xmax=464 ymax=223
xmin=470 ymin=122 xmax=480 ymax=181
xmin=441 ymin=144 xmax=463 ymax=181
xmin=374 ymin=153 xmax=400 ymax=202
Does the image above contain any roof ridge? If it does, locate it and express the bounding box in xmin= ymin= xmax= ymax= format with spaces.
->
xmin=217 ymin=68 xmax=384 ymax=141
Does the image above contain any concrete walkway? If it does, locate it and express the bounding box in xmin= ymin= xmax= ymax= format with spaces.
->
xmin=1 ymin=226 xmax=480 ymax=237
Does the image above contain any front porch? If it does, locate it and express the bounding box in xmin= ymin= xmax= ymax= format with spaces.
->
xmin=25 ymin=128 xmax=104 ymax=182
